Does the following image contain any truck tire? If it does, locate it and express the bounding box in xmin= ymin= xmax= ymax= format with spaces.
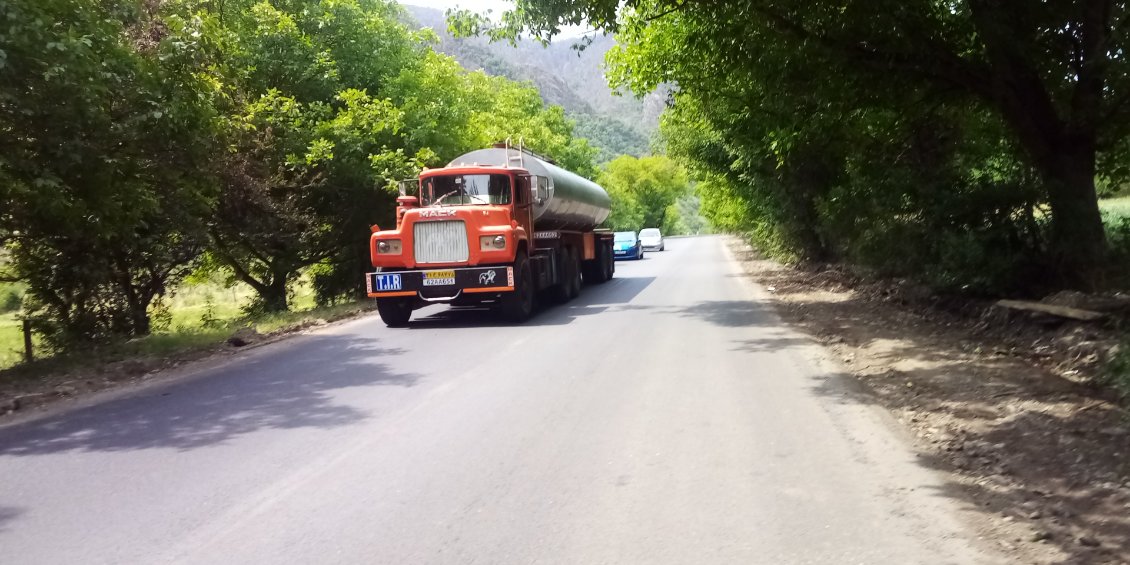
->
xmin=548 ymin=247 xmax=580 ymax=303
xmin=376 ymin=297 xmax=413 ymax=327
xmin=566 ymin=247 xmax=582 ymax=298
xmin=582 ymin=259 xmax=603 ymax=285
xmin=500 ymin=251 xmax=534 ymax=322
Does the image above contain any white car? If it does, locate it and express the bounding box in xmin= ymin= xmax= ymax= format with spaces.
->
xmin=639 ymin=228 xmax=664 ymax=251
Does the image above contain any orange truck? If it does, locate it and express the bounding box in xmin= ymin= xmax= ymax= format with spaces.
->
xmin=365 ymin=144 xmax=615 ymax=326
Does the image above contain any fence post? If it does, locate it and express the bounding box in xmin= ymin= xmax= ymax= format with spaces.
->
xmin=22 ymin=318 xmax=33 ymax=364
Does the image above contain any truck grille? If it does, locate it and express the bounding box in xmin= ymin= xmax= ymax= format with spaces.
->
xmin=414 ymin=220 xmax=469 ymax=264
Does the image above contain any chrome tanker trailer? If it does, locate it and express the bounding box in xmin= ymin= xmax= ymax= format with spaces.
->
xmin=365 ymin=144 xmax=616 ymax=326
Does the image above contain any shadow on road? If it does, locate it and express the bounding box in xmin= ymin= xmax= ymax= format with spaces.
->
xmin=407 ymin=276 xmax=657 ymax=329
xmin=0 ymin=336 xmax=416 ymax=456
xmin=0 ymin=506 xmax=23 ymax=533
xmin=676 ymin=299 xmax=778 ymax=328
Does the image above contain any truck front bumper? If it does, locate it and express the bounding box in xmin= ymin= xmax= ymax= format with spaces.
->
xmin=366 ymin=265 xmax=514 ymax=299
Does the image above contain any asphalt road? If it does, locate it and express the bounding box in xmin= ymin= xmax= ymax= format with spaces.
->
xmin=0 ymin=236 xmax=998 ymax=564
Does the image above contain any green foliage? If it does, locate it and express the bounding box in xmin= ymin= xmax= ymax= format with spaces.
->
xmin=1101 ymin=341 xmax=1130 ymax=402
xmin=474 ymin=0 xmax=1130 ymax=292
xmin=0 ymin=0 xmax=602 ymax=353
xmin=1100 ymin=196 xmax=1130 ymax=223
xmin=663 ymin=192 xmax=707 ymax=236
xmin=0 ymin=0 xmax=219 ymax=344
xmin=571 ymin=112 xmax=649 ymax=163
xmin=0 ymin=283 xmax=22 ymax=313
xmin=597 ymin=155 xmax=689 ymax=233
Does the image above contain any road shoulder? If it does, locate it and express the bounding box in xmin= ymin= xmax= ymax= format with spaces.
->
xmin=0 ymin=308 xmax=380 ymax=427
xmin=726 ymin=236 xmax=1130 ymax=565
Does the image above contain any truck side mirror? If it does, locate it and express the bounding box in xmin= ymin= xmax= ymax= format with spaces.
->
xmin=397 ymin=179 xmax=418 ymax=197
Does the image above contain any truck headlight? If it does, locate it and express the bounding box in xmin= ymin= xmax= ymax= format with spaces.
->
xmin=377 ymin=239 xmax=402 ymax=254
xmin=480 ymin=235 xmax=507 ymax=250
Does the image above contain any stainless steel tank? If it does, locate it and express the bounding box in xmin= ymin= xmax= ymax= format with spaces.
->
xmin=448 ymin=148 xmax=611 ymax=231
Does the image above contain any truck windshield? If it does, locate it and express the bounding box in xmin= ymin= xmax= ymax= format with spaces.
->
xmin=423 ymin=174 xmax=512 ymax=206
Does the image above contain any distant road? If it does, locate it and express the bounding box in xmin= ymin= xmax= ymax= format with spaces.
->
xmin=0 ymin=236 xmax=997 ymax=564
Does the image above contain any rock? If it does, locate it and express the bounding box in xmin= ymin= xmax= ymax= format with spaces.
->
xmin=1028 ymin=510 xmax=1043 ymax=520
xmin=227 ymin=327 xmax=262 ymax=347
xmin=1043 ymin=290 xmax=1091 ymax=308
xmin=1030 ymin=530 xmax=1052 ymax=542
xmin=13 ymin=393 xmax=47 ymax=410
xmin=1077 ymin=535 xmax=1100 ymax=547
xmin=53 ymin=385 xmax=77 ymax=396
xmin=1106 ymin=344 xmax=1122 ymax=361
xmin=108 ymin=359 xmax=151 ymax=378
xmin=1099 ymin=426 xmax=1129 ymax=437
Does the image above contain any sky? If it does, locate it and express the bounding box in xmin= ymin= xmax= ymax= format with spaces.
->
xmin=400 ymin=0 xmax=591 ymax=38
xmin=403 ymin=0 xmax=513 ymax=15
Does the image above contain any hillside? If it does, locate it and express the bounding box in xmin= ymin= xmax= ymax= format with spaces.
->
xmin=402 ymin=4 xmax=658 ymax=163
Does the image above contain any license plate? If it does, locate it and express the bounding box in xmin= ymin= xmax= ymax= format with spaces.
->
xmin=422 ymin=270 xmax=456 ymax=286
xmin=374 ymin=274 xmax=402 ymax=291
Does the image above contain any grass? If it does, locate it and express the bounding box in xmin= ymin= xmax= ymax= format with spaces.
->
xmin=1100 ymin=195 xmax=1130 ymax=223
xmin=0 ymin=275 xmax=373 ymax=374
xmin=0 ymin=313 xmax=31 ymax=370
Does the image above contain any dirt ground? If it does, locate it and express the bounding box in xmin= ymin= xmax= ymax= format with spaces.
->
xmin=727 ymin=237 xmax=1130 ymax=564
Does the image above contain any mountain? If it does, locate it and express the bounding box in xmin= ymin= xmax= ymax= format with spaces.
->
xmin=401 ymin=4 xmax=660 ymax=163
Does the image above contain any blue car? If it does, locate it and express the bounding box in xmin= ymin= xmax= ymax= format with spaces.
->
xmin=613 ymin=231 xmax=644 ymax=260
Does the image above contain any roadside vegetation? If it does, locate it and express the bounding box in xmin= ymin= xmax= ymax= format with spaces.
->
xmin=457 ymin=1 xmax=1130 ymax=296
xmin=0 ymin=0 xmax=696 ymax=372
xmin=597 ymin=155 xmax=691 ymax=235
xmin=0 ymin=272 xmax=371 ymax=372
xmin=450 ymin=0 xmax=1130 ymax=400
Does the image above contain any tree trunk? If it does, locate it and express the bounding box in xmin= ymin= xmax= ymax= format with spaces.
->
xmin=1040 ymin=141 xmax=1107 ymax=289
xmin=131 ymin=306 xmax=151 ymax=336
xmin=261 ymin=272 xmax=290 ymax=312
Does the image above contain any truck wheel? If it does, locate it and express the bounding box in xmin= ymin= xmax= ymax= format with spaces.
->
xmin=500 ymin=251 xmax=534 ymax=322
xmin=583 ymin=245 xmax=608 ymax=284
xmin=581 ymin=261 xmax=595 ymax=284
xmin=548 ymin=247 xmax=579 ymax=303
xmin=376 ymin=297 xmax=413 ymax=327
xmin=566 ymin=248 xmax=582 ymax=298
xmin=603 ymin=247 xmax=615 ymax=281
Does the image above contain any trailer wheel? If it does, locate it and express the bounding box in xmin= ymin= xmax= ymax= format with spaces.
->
xmin=603 ymin=246 xmax=615 ymax=281
xmin=500 ymin=251 xmax=534 ymax=322
xmin=376 ymin=297 xmax=413 ymax=327
xmin=584 ymin=244 xmax=610 ymax=284
xmin=548 ymin=247 xmax=580 ymax=303
xmin=566 ymin=247 xmax=582 ymax=298
xmin=582 ymin=260 xmax=601 ymax=285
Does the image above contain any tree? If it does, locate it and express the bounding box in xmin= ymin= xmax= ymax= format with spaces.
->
xmin=465 ymin=0 xmax=1130 ymax=287
xmin=0 ymin=0 xmax=218 ymax=342
xmin=597 ymin=155 xmax=688 ymax=232
xmin=200 ymin=0 xmax=598 ymax=309
xmin=195 ymin=0 xmax=425 ymax=310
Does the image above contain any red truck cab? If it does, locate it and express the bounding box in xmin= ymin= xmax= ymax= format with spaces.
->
xmin=366 ymin=146 xmax=615 ymax=327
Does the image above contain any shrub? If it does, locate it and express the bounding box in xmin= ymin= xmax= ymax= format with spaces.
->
xmin=0 ymin=289 xmax=21 ymax=313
